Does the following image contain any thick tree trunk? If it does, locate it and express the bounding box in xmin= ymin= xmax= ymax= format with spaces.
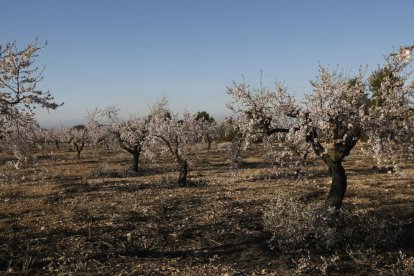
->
xmin=132 ymin=151 xmax=140 ymax=172
xmin=178 ymin=160 xmax=188 ymax=186
xmin=306 ymin=128 xmax=353 ymax=211
xmin=326 ymin=159 xmax=347 ymax=210
xmin=120 ymin=144 xmax=142 ymax=173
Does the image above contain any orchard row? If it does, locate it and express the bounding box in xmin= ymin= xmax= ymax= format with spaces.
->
xmin=1 ymin=40 xmax=414 ymax=210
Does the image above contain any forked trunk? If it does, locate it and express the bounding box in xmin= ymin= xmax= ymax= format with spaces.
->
xmin=306 ymin=128 xmax=356 ymax=211
xmin=73 ymin=142 xmax=84 ymax=160
xmin=326 ymin=159 xmax=347 ymax=210
xmin=122 ymin=145 xmax=141 ymax=173
xmin=178 ymin=160 xmax=188 ymax=186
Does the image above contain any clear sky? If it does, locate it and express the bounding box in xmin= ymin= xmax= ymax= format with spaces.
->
xmin=2 ymin=0 xmax=413 ymax=127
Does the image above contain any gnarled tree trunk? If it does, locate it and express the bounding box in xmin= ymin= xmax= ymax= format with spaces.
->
xmin=325 ymin=159 xmax=347 ymax=210
xmin=307 ymin=126 xmax=360 ymax=211
xmin=120 ymin=143 xmax=142 ymax=173
xmin=132 ymin=150 xmax=140 ymax=172
xmin=178 ymin=160 xmax=188 ymax=186
xmin=128 ymin=145 xmax=141 ymax=173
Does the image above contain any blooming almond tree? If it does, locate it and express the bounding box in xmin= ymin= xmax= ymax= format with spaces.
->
xmin=195 ymin=111 xmax=218 ymax=150
xmin=226 ymin=80 xmax=309 ymax=171
xmin=148 ymin=99 xmax=202 ymax=186
xmin=227 ymin=48 xmax=414 ymax=210
xmin=0 ymin=40 xmax=61 ymax=132
xmin=40 ymin=127 xmax=65 ymax=151
xmin=64 ymin=125 xmax=90 ymax=159
xmin=2 ymin=116 xmax=40 ymax=168
xmin=0 ymin=40 xmax=61 ymax=164
xmin=362 ymin=55 xmax=414 ymax=167
xmin=88 ymin=106 xmax=149 ymax=172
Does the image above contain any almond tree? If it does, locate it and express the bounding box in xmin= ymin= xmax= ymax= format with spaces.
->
xmin=32 ymin=127 xmax=47 ymax=150
xmin=31 ymin=127 xmax=64 ymax=161
xmin=64 ymin=125 xmax=89 ymax=159
xmin=88 ymin=106 xmax=149 ymax=172
xmin=2 ymin=116 xmax=40 ymax=168
xmin=43 ymin=127 xmax=64 ymax=151
xmin=216 ymin=117 xmax=245 ymax=174
xmin=148 ymin=99 xmax=202 ymax=186
xmin=227 ymin=47 xmax=414 ymax=210
xmin=0 ymin=40 xmax=61 ymax=132
xmin=195 ymin=111 xmax=218 ymax=150
xmin=0 ymin=39 xmax=61 ymax=162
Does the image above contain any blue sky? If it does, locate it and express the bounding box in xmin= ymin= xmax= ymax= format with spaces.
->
xmin=1 ymin=0 xmax=413 ymax=127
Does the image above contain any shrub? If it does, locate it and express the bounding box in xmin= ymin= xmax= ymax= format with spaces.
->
xmin=263 ymin=193 xmax=401 ymax=253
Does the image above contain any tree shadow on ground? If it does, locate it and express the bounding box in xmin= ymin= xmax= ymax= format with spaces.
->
xmin=0 ymin=194 xmax=275 ymax=273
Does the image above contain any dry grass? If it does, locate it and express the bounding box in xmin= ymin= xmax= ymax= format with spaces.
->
xmin=0 ymin=145 xmax=413 ymax=275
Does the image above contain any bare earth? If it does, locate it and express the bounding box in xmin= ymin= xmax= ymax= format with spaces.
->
xmin=0 ymin=145 xmax=413 ymax=275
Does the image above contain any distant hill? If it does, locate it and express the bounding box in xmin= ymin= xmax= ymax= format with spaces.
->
xmin=38 ymin=119 xmax=85 ymax=129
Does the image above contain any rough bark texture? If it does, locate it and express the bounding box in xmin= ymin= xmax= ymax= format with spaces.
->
xmin=132 ymin=151 xmax=140 ymax=172
xmin=326 ymin=159 xmax=347 ymax=210
xmin=306 ymin=126 xmax=360 ymax=210
xmin=120 ymin=143 xmax=142 ymax=173
xmin=178 ymin=160 xmax=188 ymax=186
